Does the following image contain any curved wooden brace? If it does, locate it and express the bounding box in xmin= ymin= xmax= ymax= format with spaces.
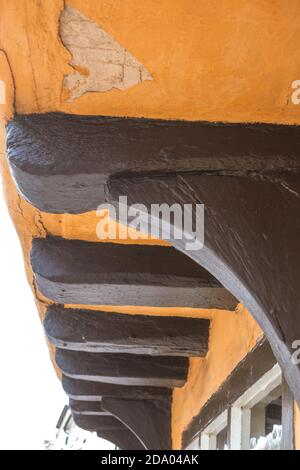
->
xmin=102 ymin=397 xmax=172 ymax=450
xmin=72 ymin=414 xmax=122 ymax=432
xmin=96 ymin=428 xmax=145 ymax=451
xmin=72 ymin=411 xmax=146 ymax=450
xmin=44 ymin=305 xmax=210 ymax=356
xmin=107 ymin=172 xmax=300 ymax=405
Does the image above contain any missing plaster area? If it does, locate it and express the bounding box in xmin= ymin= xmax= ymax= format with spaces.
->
xmin=60 ymin=5 xmax=153 ymax=101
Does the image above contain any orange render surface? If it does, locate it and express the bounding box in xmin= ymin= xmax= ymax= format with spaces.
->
xmin=0 ymin=0 xmax=300 ymax=124
xmin=0 ymin=0 xmax=298 ymax=449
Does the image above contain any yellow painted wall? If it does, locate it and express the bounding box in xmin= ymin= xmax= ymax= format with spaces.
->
xmin=0 ymin=0 xmax=300 ymax=124
xmin=0 ymin=0 xmax=298 ymax=448
xmin=172 ymin=306 xmax=263 ymax=448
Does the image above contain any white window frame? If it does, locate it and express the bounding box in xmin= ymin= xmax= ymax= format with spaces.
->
xmin=200 ymin=410 xmax=228 ymax=450
xmin=185 ymin=410 xmax=228 ymax=450
xmin=229 ymin=363 xmax=282 ymax=450
xmin=185 ymin=364 xmax=283 ymax=451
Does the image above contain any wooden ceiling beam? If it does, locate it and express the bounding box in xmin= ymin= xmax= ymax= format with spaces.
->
xmin=69 ymin=399 xmax=110 ymax=417
xmin=31 ymin=237 xmax=237 ymax=310
xmin=7 ymin=113 xmax=300 ymax=214
xmin=62 ymin=375 xmax=172 ymax=401
xmin=102 ymin=397 xmax=172 ymax=450
xmin=44 ymin=305 xmax=210 ymax=357
xmin=56 ymin=349 xmax=188 ymax=387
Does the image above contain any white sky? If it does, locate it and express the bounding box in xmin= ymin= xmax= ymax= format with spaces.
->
xmin=0 ymin=184 xmax=67 ymax=449
xmin=0 ymin=182 xmax=113 ymax=450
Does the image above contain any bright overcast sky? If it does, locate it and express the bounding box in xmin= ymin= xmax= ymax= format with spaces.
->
xmin=0 ymin=182 xmax=114 ymax=450
xmin=0 ymin=183 xmax=67 ymax=449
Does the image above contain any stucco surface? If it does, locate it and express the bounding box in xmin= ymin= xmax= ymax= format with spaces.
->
xmin=0 ymin=0 xmax=300 ymax=123
xmin=172 ymin=306 xmax=263 ymax=448
xmin=0 ymin=0 xmax=297 ymax=448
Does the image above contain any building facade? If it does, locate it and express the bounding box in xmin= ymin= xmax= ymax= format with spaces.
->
xmin=0 ymin=0 xmax=300 ymax=450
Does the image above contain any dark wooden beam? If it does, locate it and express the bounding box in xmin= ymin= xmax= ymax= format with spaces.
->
xmin=282 ymin=378 xmax=295 ymax=450
xmin=107 ymin=170 xmax=300 ymax=408
xmin=96 ymin=428 xmax=145 ymax=450
xmin=102 ymin=397 xmax=171 ymax=450
xmin=71 ymin=405 xmax=146 ymax=450
xmin=31 ymin=237 xmax=237 ymax=310
xmin=7 ymin=113 xmax=300 ymax=214
xmin=62 ymin=375 xmax=172 ymax=401
xmin=70 ymin=397 xmax=172 ymax=449
xmin=71 ymin=412 xmax=153 ymax=449
xmin=72 ymin=414 xmax=124 ymax=432
xmin=56 ymin=349 xmax=188 ymax=387
xmin=44 ymin=305 xmax=210 ymax=356
xmin=182 ymin=338 xmax=277 ymax=447
xmin=69 ymin=399 xmax=110 ymax=416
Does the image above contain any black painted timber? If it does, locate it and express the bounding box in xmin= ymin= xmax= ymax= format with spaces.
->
xmin=107 ymin=170 xmax=300 ymax=408
xmin=96 ymin=428 xmax=145 ymax=450
xmin=62 ymin=375 xmax=172 ymax=401
xmin=44 ymin=305 xmax=210 ymax=356
xmin=72 ymin=414 xmax=125 ymax=432
xmin=69 ymin=399 xmax=110 ymax=416
xmin=102 ymin=397 xmax=172 ymax=450
xmin=31 ymin=237 xmax=237 ymax=309
xmin=182 ymin=338 xmax=277 ymax=447
xmin=282 ymin=379 xmax=295 ymax=450
xmin=56 ymin=349 xmax=188 ymax=387
xmin=6 ymin=113 xmax=300 ymax=213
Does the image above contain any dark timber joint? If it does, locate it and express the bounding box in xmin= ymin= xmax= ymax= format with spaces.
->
xmin=44 ymin=304 xmax=210 ymax=356
xmin=70 ymin=413 xmax=146 ymax=449
xmin=72 ymin=414 xmax=123 ymax=432
xmin=102 ymin=397 xmax=172 ymax=450
xmin=107 ymin=169 xmax=300 ymax=408
xmin=69 ymin=399 xmax=110 ymax=416
xmin=31 ymin=236 xmax=237 ymax=310
xmin=70 ymin=397 xmax=172 ymax=449
xmin=7 ymin=113 xmax=300 ymax=214
xmin=96 ymin=428 xmax=145 ymax=450
xmin=56 ymin=348 xmax=189 ymax=387
xmin=62 ymin=375 xmax=172 ymax=402
xmin=6 ymin=112 xmax=300 ymax=445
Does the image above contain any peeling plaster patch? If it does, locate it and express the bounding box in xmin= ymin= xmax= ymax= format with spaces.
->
xmin=60 ymin=5 xmax=153 ymax=101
